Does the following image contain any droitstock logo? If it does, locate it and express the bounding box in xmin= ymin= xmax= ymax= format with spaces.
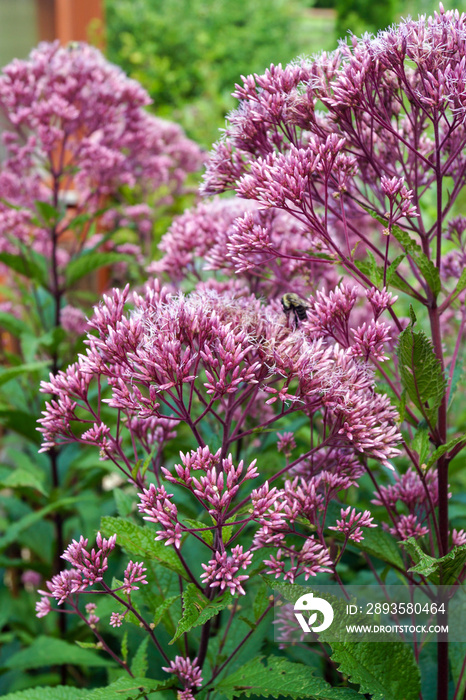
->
xmin=293 ymin=592 xmax=334 ymax=634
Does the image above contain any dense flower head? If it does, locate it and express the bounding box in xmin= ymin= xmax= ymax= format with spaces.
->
xmin=201 ymin=7 xmax=466 ymax=312
xmin=200 ymin=545 xmax=253 ymax=595
xmin=35 ymin=532 xmax=151 ymax=620
xmin=372 ymin=468 xmax=438 ymax=511
xmin=372 ymin=468 xmax=442 ymax=541
xmin=0 ymin=41 xmax=202 ymax=259
xmin=162 ymin=656 xmax=203 ymax=690
xmin=38 ymin=284 xmax=401 ymax=470
xmin=151 ymin=196 xmax=337 ymax=297
xmin=60 ymin=532 xmax=117 ymax=588
xmin=328 ymin=506 xmax=376 ymax=542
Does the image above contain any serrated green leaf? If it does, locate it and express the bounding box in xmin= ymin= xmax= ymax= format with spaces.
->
xmin=329 ymin=641 xmax=421 ymax=700
xmin=170 ymin=583 xmax=234 ymax=643
xmin=253 ymin=580 xmax=270 ymax=621
xmin=100 ymin=515 xmax=187 ymax=578
xmin=0 ymin=687 xmax=88 ymax=700
xmin=215 ymin=656 xmax=362 ymax=699
xmin=402 ymin=537 xmax=466 ymax=585
xmin=5 ymin=636 xmax=116 ymax=671
xmin=391 ymin=224 xmax=441 ymax=295
xmin=425 ymin=435 xmax=466 ymax=470
xmin=397 ymin=321 xmax=446 ymax=427
xmin=66 ymin=252 xmax=131 ymax=287
xmin=85 ymin=676 xmax=176 ymax=700
xmin=131 ymin=637 xmax=149 ymax=677
xmin=363 ymin=209 xmax=440 ymax=296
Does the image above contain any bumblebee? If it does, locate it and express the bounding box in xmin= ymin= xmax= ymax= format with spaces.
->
xmin=281 ymin=293 xmax=310 ymax=328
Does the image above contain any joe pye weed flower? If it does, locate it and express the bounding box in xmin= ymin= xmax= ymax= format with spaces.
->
xmin=30 ymin=6 xmax=466 ymax=700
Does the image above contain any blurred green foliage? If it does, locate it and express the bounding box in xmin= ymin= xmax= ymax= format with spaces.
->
xmin=335 ymin=0 xmax=397 ymax=38
xmin=104 ymin=0 xmax=339 ymax=147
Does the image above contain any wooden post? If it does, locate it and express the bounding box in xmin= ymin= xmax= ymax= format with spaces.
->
xmin=36 ymin=0 xmax=104 ymax=45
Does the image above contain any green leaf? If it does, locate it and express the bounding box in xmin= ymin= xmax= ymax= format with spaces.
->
xmin=449 ymin=267 xmax=466 ymax=304
xmin=121 ymin=629 xmax=129 ymax=663
xmin=354 ymin=258 xmax=413 ymax=297
xmin=343 ymin=527 xmax=404 ymax=569
xmin=397 ymin=317 xmax=446 ymax=427
xmin=450 ymin=642 xmax=466 ymax=696
xmin=100 ymin=515 xmax=187 ymax=578
xmin=215 ymin=656 xmax=362 ymax=699
xmin=0 ymin=251 xmax=48 ymax=287
xmin=402 ymin=537 xmax=466 ymax=585
xmin=170 ymin=583 xmax=234 ymax=643
xmin=411 ymin=427 xmax=431 ymax=466
xmin=448 ymin=354 xmax=464 ymax=408
xmin=182 ymin=517 xmax=214 ymax=546
xmin=0 ymin=361 xmax=48 ymax=387
xmin=0 ymin=407 xmax=42 ymax=443
xmin=267 ymin=587 xmax=417 ymax=700
xmin=113 ymin=488 xmax=135 ymax=518
xmin=66 ymin=252 xmax=131 ymax=287
xmin=85 ymin=676 xmax=176 ymax=700
xmin=131 ymin=637 xmax=149 ymax=677
xmin=0 ymin=312 xmax=32 ymax=338
xmin=390 ymin=224 xmax=441 ymax=296
xmin=0 ymin=497 xmax=78 ymax=551
xmin=253 ymin=580 xmax=270 ymax=621
xmin=329 ymin=641 xmax=421 ymax=700
xmin=362 ymin=209 xmax=440 ymax=296
xmin=0 ymin=688 xmax=89 ymax=700
xmin=0 ymin=466 xmax=48 ymax=496
xmin=75 ymin=641 xmax=101 ymax=650
xmin=153 ymin=594 xmax=180 ymax=626
xmin=35 ymin=200 xmax=60 ymax=225
xmin=5 ymin=636 xmax=116 ymax=671
xmin=425 ymin=435 xmax=466 ymax=470
xmin=385 ymin=254 xmax=405 ymax=285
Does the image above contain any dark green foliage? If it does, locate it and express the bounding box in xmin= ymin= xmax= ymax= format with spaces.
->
xmin=335 ymin=0 xmax=397 ymax=39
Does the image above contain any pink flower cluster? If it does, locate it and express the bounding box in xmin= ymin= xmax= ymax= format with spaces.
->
xmin=0 ymin=41 xmax=202 ymax=260
xmin=162 ymin=656 xmax=203 ymax=700
xmin=151 ymin=196 xmax=337 ymax=297
xmin=35 ymin=532 xmax=148 ymax=625
xmin=38 ymin=284 xmax=401 ymax=470
xmin=372 ymin=468 xmax=439 ymax=540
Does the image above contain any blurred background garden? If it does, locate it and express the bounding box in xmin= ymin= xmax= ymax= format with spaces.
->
xmin=0 ymin=0 xmax=462 ymax=149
